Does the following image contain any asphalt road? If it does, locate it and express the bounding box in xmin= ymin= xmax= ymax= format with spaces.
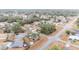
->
xmin=37 ymin=17 xmax=77 ymax=50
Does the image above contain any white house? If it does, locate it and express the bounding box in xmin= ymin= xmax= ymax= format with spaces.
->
xmin=69 ymin=35 xmax=79 ymax=41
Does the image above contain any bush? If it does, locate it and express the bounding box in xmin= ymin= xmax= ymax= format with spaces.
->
xmin=7 ymin=16 xmax=22 ymax=23
xmin=7 ymin=16 xmax=16 ymax=23
xmin=50 ymin=45 xmax=63 ymax=50
xmin=25 ymin=15 xmax=40 ymax=24
xmin=39 ymin=22 xmax=56 ymax=35
xmin=11 ymin=22 xmax=24 ymax=34
xmin=65 ymin=30 xmax=71 ymax=35
xmin=0 ymin=16 xmax=8 ymax=22
xmin=71 ymin=32 xmax=75 ymax=35
xmin=27 ymin=32 xmax=40 ymax=41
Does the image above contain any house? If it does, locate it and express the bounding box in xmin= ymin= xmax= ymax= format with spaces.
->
xmin=40 ymin=15 xmax=50 ymax=20
xmin=0 ymin=41 xmax=12 ymax=50
xmin=8 ymin=41 xmax=23 ymax=48
xmin=0 ymin=44 xmax=8 ymax=50
xmin=0 ymin=34 xmax=7 ymax=40
xmin=15 ymin=33 xmax=27 ymax=40
xmin=6 ymin=33 xmax=34 ymax=48
xmin=32 ymin=21 xmax=40 ymax=26
xmin=5 ymin=39 xmax=34 ymax=49
xmin=0 ymin=33 xmax=15 ymax=43
xmin=56 ymin=16 xmax=67 ymax=23
xmin=0 ymin=29 xmax=4 ymax=33
xmin=0 ymin=22 xmax=11 ymax=33
xmin=23 ymin=24 xmax=40 ymax=34
xmin=0 ymin=41 xmax=23 ymax=49
xmin=69 ymin=35 xmax=79 ymax=41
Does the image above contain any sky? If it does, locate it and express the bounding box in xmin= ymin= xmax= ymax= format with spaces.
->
xmin=0 ymin=0 xmax=78 ymax=9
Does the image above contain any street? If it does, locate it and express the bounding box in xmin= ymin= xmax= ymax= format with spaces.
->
xmin=37 ymin=17 xmax=78 ymax=50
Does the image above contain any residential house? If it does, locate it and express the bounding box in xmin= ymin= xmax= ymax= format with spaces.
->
xmin=40 ymin=15 xmax=50 ymax=20
xmin=56 ymin=16 xmax=67 ymax=23
xmin=69 ymin=34 xmax=79 ymax=41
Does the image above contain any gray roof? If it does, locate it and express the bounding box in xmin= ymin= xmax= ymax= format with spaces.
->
xmin=10 ymin=41 xmax=23 ymax=48
xmin=16 ymin=33 xmax=27 ymax=39
xmin=0 ymin=45 xmax=8 ymax=50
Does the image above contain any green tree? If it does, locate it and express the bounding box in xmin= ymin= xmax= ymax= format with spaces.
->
xmin=65 ymin=30 xmax=71 ymax=35
xmin=25 ymin=15 xmax=40 ymax=24
xmin=7 ymin=16 xmax=22 ymax=23
xmin=27 ymin=32 xmax=40 ymax=42
xmin=11 ymin=22 xmax=23 ymax=34
xmin=39 ymin=22 xmax=56 ymax=35
xmin=71 ymin=31 xmax=75 ymax=35
xmin=0 ymin=16 xmax=8 ymax=22
xmin=7 ymin=16 xmax=16 ymax=23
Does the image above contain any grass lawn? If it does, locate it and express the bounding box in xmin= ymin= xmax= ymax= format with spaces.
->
xmin=72 ymin=40 xmax=79 ymax=45
xmin=48 ymin=41 xmax=65 ymax=50
xmin=73 ymin=25 xmax=79 ymax=30
xmin=49 ymin=45 xmax=63 ymax=50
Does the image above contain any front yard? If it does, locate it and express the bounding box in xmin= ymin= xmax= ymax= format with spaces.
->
xmin=48 ymin=41 xmax=65 ymax=50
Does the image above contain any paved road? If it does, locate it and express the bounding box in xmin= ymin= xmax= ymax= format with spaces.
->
xmin=37 ymin=17 xmax=77 ymax=50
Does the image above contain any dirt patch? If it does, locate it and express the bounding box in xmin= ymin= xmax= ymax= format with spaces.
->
xmin=61 ymin=34 xmax=69 ymax=41
xmin=29 ymin=35 xmax=48 ymax=50
xmin=0 ymin=40 xmax=6 ymax=45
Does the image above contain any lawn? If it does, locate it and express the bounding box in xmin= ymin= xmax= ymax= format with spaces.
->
xmin=48 ymin=41 xmax=65 ymax=50
xmin=73 ymin=25 xmax=79 ymax=30
xmin=72 ymin=40 xmax=79 ymax=45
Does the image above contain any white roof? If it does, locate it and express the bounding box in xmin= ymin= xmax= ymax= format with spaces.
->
xmin=69 ymin=35 xmax=79 ymax=40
